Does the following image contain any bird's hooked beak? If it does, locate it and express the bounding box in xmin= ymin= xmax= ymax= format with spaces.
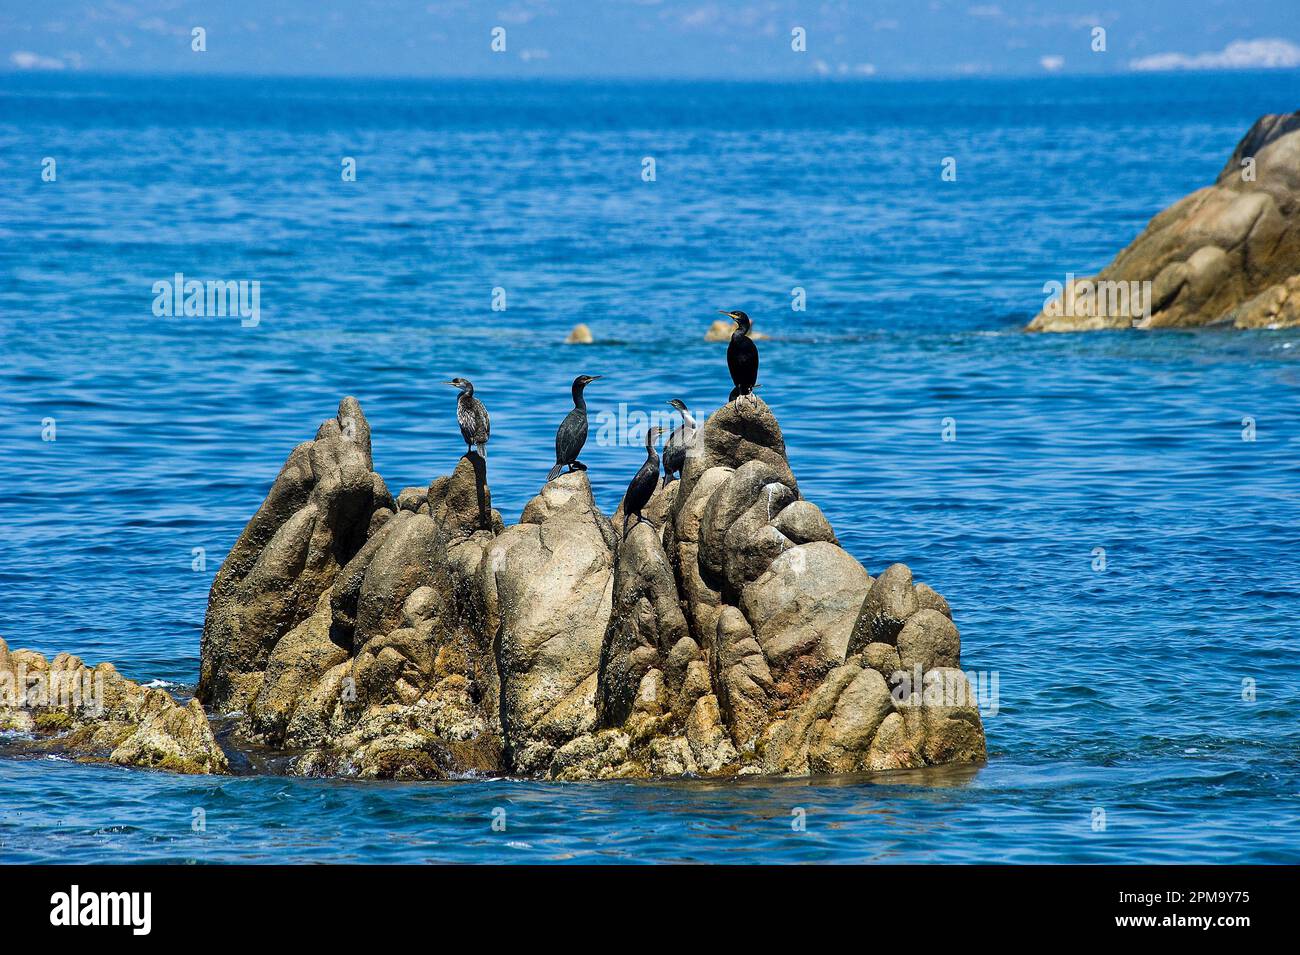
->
xmin=719 ymin=309 xmax=739 ymax=327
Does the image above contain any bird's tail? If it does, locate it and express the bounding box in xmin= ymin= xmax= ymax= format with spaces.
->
xmin=547 ymin=463 xmax=563 ymax=482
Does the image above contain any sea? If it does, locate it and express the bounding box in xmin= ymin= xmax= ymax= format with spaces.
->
xmin=1 ymin=70 xmax=1299 ymax=863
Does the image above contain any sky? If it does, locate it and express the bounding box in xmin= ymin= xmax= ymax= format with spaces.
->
xmin=3 ymin=0 xmax=1300 ymax=79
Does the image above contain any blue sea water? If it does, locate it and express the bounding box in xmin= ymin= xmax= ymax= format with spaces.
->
xmin=2 ymin=71 xmax=1300 ymax=864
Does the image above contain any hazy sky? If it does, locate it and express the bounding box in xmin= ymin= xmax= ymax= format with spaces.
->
xmin=4 ymin=0 xmax=1300 ymax=79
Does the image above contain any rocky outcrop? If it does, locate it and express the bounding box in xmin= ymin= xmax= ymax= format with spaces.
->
xmin=6 ymin=395 xmax=986 ymax=781
xmin=0 ymin=639 xmax=227 ymax=774
xmin=565 ymin=323 xmax=594 ymax=344
xmin=194 ymin=395 xmax=983 ymax=779
xmin=484 ymin=473 xmax=615 ymax=774
xmin=1028 ymin=111 xmax=1300 ymax=331
xmin=198 ymin=397 xmax=393 ymax=712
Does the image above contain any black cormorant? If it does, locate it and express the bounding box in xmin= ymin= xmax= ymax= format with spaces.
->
xmin=548 ymin=374 xmax=602 ymax=481
xmin=446 ymin=377 xmax=489 ymax=457
xmin=661 ymin=398 xmax=697 ymax=487
xmin=620 ymin=425 xmax=665 ymax=536
xmin=721 ymin=309 xmax=759 ymax=402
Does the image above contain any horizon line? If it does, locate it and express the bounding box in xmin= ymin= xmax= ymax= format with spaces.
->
xmin=4 ymin=65 xmax=1300 ymax=85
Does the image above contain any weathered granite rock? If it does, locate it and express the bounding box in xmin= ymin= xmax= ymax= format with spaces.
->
xmin=1028 ymin=111 xmax=1300 ymax=331
xmin=0 ymin=639 xmax=227 ymax=774
xmin=597 ymin=520 xmax=689 ymax=727
xmin=1225 ymin=273 xmax=1300 ymax=328
xmin=5 ymin=395 xmax=984 ymax=782
xmin=484 ymin=471 xmax=614 ymax=774
xmin=897 ymin=609 xmax=961 ymax=672
xmin=565 ymin=323 xmax=594 ymax=344
xmin=849 ymin=563 xmax=919 ymax=652
xmin=198 ymin=397 xmax=392 ymax=712
xmin=870 ymin=668 xmax=986 ymax=770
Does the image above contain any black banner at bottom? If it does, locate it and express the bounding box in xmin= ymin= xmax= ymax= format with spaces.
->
xmin=0 ymin=864 xmax=1279 ymax=940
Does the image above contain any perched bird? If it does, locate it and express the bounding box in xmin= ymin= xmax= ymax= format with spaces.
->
xmin=621 ymin=426 xmax=665 ymax=536
xmin=720 ymin=309 xmax=759 ymax=402
xmin=446 ymin=377 xmax=490 ymax=457
xmin=548 ymin=374 xmax=602 ymax=481
xmin=661 ymin=398 xmax=697 ymax=487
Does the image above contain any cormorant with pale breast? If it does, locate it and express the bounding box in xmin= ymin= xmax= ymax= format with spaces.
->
xmin=620 ymin=426 xmax=665 ymax=536
xmin=661 ymin=398 xmax=697 ymax=487
xmin=548 ymin=374 xmax=602 ymax=481
xmin=446 ymin=377 xmax=489 ymax=457
xmin=720 ymin=309 xmax=758 ymax=402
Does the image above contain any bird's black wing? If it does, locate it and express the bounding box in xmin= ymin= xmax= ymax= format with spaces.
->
xmin=662 ymin=425 xmax=686 ymax=475
xmin=727 ymin=334 xmax=759 ymax=389
xmin=470 ymin=397 xmax=490 ymax=444
xmin=622 ymin=457 xmax=660 ymax=517
xmin=555 ymin=407 xmax=588 ymax=464
xmin=456 ymin=396 xmax=478 ymax=445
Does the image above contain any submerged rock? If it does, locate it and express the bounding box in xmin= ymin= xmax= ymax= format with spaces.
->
xmin=1028 ymin=111 xmax=1300 ymax=332
xmin=7 ymin=394 xmax=986 ymax=780
xmin=705 ymin=319 xmax=771 ymax=342
xmin=0 ymin=639 xmax=227 ymax=774
xmin=565 ymin=323 xmax=594 ymax=344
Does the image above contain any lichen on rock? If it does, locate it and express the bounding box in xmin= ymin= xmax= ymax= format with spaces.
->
xmin=0 ymin=640 xmax=228 ymax=774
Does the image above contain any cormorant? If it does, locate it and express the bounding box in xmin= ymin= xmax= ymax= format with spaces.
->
xmin=548 ymin=374 xmax=602 ymax=481
xmin=661 ymin=398 xmax=697 ymax=487
xmin=620 ymin=426 xmax=665 ymax=536
xmin=446 ymin=377 xmax=489 ymax=457
xmin=720 ymin=309 xmax=759 ymax=402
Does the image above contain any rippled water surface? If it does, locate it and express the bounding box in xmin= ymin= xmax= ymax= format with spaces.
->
xmin=2 ymin=73 xmax=1300 ymax=863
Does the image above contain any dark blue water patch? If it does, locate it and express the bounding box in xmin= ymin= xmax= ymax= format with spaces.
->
xmin=2 ymin=756 xmax=1295 ymax=864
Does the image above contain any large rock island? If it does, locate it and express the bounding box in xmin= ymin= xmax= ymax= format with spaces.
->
xmin=1028 ymin=111 xmax=1300 ymax=332
xmin=194 ymin=396 xmax=985 ymax=780
xmin=2 ymin=396 xmax=986 ymax=780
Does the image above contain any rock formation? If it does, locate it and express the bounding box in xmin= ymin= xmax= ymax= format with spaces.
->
xmin=187 ymin=396 xmax=986 ymax=780
xmin=1028 ymin=111 xmax=1300 ymax=331
xmin=0 ymin=639 xmax=227 ymax=774
xmin=0 ymin=395 xmax=986 ymax=780
xmin=565 ymin=323 xmax=594 ymax=344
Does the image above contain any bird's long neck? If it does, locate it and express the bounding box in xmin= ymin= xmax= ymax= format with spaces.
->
xmin=645 ymin=431 xmax=659 ymax=461
xmin=572 ymin=382 xmax=586 ymax=410
xmin=460 ymin=383 xmax=474 ymax=399
xmin=680 ymin=408 xmax=697 ymax=430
